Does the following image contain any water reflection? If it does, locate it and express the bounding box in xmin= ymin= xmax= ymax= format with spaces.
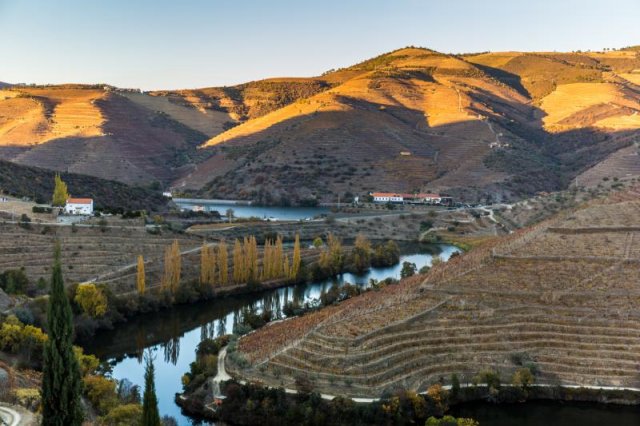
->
xmin=86 ymin=244 xmax=460 ymax=425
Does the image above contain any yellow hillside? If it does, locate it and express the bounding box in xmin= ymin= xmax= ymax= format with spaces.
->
xmin=619 ymin=72 xmax=640 ymax=85
xmin=466 ymin=52 xmax=522 ymax=68
xmin=0 ymin=87 xmax=105 ymax=146
xmin=0 ymin=91 xmax=49 ymax=145
xmin=539 ymin=82 xmax=640 ymax=131
xmin=204 ymin=51 xmax=490 ymax=147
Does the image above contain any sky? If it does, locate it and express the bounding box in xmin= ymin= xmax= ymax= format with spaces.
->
xmin=1 ymin=0 xmax=638 ymax=90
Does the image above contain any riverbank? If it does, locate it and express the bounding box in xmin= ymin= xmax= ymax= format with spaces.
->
xmin=88 ymin=247 xmax=456 ymax=424
xmin=177 ymin=343 xmax=640 ymax=423
xmin=177 ymin=366 xmax=640 ymax=424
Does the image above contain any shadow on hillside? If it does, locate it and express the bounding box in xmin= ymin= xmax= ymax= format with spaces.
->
xmin=471 ymin=63 xmax=530 ymax=98
xmin=197 ymin=88 xmax=639 ymax=203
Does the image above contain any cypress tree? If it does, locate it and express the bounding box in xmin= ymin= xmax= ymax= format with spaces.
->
xmin=141 ymin=352 xmax=161 ymax=426
xmin=42 ymin=242 xmax=83 ymax=425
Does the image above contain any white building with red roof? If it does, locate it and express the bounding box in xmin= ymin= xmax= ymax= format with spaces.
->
xmin=64 ymin=198 xmax=94 ymax=215
xmin=371 ymin=192 xmax=453 ymax=206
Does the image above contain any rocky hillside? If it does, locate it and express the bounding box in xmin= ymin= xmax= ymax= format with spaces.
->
xmin=232 ymin=185 xmax=640 ymax=396
xmin=180 ymin=47 xmax=640 ymax=204
xmin=0 ymin=85 xmax=216 ymax=186
xmin=2 ymin=47 xmax=639 ymax=203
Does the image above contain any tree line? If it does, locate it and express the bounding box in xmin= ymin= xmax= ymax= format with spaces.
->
xmin=135 ymin=234 xmax=303 ymax=298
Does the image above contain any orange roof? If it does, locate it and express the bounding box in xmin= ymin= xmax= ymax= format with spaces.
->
xmin=371 ymin=192 xmax=404 ymax=197
xmin=67 ymin=198 xmax=93 ymax=204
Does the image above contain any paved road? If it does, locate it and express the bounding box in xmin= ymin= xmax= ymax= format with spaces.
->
xmin=214 ymin=347 xmax=232 ymax=383
xmin=0 ymin=405 xmax=21 ymax=426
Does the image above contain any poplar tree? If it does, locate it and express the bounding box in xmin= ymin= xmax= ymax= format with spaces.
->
xmin=200 ymin=243 xmax=217 ymax=288
xmin=170 ymin=240 xmax=181 ymax=293
xmin=42 ymin=243 xmax=83 ymax=425
xmin=283 ymin=254 xmax=291 ymax=279
xmin=274 ymin=236 xmax=284 ymax=278
xmin=136 ymin=255 xmax=146 ymax=295
xmin=200 ymin=243 xmax=211 ymax=286
xmin=141 ymin=352 xmax=161 ymax=426
xmin=52 ymin=174 xmax=69 ymax=207
xmin=161 ymin=240 xmax=181 ymax=294
xmin=262 ymin=239 xmax=273 ymax=280
xmin=245 ymin=236 xmax=258 ymax=282
xmin=291 ymin=233 xmax=301 ymax=279
xmin=218 ymin=240 xmax=228 ymax=285
xmin=233 ymin=239 xmax=244 ymax=283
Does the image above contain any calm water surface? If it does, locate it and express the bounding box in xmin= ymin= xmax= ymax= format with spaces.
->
xmin=173 ymin=199 xmax=329 ymax=221
xmin=451 ymin=400 xmax=640 ymax=426
xmin=87 ymin=244 xmax=459 ymax=424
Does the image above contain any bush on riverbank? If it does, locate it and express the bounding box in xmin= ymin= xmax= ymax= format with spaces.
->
xmin=209 ymin=380 xmax=476 ymax=426
xmin=182 ymin=335 xmax=231 ymax=393
xmin=309 ymin=235 xmax=401 ymax=281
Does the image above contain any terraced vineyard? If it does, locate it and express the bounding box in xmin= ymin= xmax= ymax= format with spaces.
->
xmin=232 ymin=190 xmax=640 ymax=397
xmin=0 ymin=223 xmax=203 ymax=293
xmin=0 ymin=222 xmax=322 ymax=296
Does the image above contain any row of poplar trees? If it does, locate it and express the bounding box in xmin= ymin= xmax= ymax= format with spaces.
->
xmin=201 ymin=234 xmax=302 ymax=287
xmin=134 ymin=234 xmax=302 ymax=296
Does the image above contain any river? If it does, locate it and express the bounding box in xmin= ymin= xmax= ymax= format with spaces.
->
xmin=87 ymin=244 xmax=460 ymax=424
xmin=173 ymin=199 xmax=329 ymax=221
xmin=451 ymin=400 xmax=640 ymax=425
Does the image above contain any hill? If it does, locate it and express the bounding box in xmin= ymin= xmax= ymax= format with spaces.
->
xmin=231 ymin=185 xmax=640 ymax=396
xmin=1 ymin=47 xmax=639 ymax=203
xmin=177 ymin=47 xmax=640 ymax=204
xmin=0 ymin=85 xmax=216 ymax=186
xmin=0 ymin=159 xmax=167 ymax=211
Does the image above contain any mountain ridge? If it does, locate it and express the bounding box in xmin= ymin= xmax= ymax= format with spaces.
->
xmin=1 ymin=46 xmax=639 ymax=203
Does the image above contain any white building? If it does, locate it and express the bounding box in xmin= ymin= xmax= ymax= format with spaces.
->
xmin=371 ymin=192 xmax=405 ymax=203
xmin=64 ymin=198 xmax=94 ymax=215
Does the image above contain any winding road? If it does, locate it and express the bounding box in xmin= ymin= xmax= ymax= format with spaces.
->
xmin=0 ymin=405 xmax=22 ymax=426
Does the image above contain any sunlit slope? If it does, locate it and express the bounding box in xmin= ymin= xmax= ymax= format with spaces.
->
xmin=0 ymin=86 xmax=105 ymax=145
xmin=540 ymin=82 xmax=640 ymax=131
xmin=187 ymin=48 xmax=542 ymax=201
xmin=150 ymin=77 xmax=334 ymax=122
xmin=0 ymin=86 xmax=210 ymax=185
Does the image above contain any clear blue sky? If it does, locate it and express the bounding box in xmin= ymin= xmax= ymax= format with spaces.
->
xmin=1 ymin=0 xmax=638 ymax=90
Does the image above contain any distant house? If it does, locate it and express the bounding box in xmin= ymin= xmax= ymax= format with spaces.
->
xmin=372 ymin=193 xmax=405 ymax=203
xmin=65 ymin=198 xmax=94 ymax=215
xmin=162 ymin=191 xmax=173 ymax=198
xmin=371 ymin=192 xmax=453 ymax=206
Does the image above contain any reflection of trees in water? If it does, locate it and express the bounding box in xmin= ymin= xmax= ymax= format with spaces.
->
xmin=162 ymin=314 xmax=182 ymax=365
xmin=217 ymin=316 xmax=227 ymax=337
xmin=163 ymin=336 xmax=180 ymax=365
xmin=232 ymin=309 xmax=239 ymax=331
xmin=293 ymin=284 xmax=305 ymax=306
xmin=200 ymin=322 xmax=215 ymax=341
xmin=135 ymin=329 xmax=146 ymax=362
xmin=261 ymin=292 xmax=280 ymax=315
